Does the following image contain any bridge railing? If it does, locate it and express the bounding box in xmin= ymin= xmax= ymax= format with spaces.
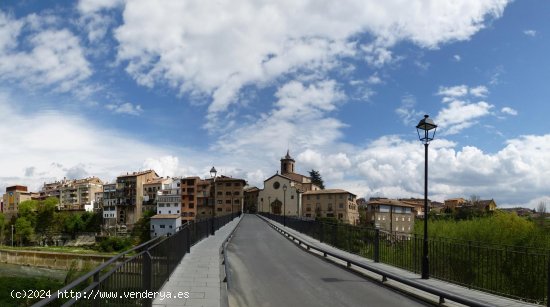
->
xmin=260 ymin=212 xmax=550 ymax=305
xmin=32 ymin=212 xmax=240 ymax=307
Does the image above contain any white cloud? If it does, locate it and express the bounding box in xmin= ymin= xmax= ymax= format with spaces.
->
xmin=470 ymin=85 xmax=489 ymax=97
xmin=523 ymin=29 xmax=537 ymax=37
xmin=435 ymin=85 xmax=495 ymax=135
xmin=143 ymin=156 xmax=180 ymax=178
xmin=501 ymin=106 xmax=518 ymax=116
xmin=0 ymin=12 xmax=92 ymax=93
xmin=437 ymin=85 xmax=469 ymax=98
xmin=0 ymin=91 xmax=169 ymax=191
xmin=82 ymin=0 xmax=510 ymax=128
xmin=106 ymin=102 xmax=143 ymax=115
xmin=453 ymin=54 xmax=461 ymax=62
xmin=348 ymin=134 xmax=550 ymax=209
xmin=395 ymin=95 xmax=422 ymax=125
xmin=367 ymin=73 xmax=382 ymax=85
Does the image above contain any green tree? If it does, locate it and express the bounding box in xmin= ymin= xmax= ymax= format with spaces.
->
xmin=64 ymin=214 xmax=84 ymax=239
xmin=309 ymin=169 xmax=325 ymax=189
xmin=15 ymin=217 xmax=34 ymax=245
xmin=18 ymin=200 xmax=38 ymax=226
xmin=35 ymin=198 xmax=57 ymax=242
xmin=0 ymin=213 xmax=5 ymax=245
xmin=132 ymin=209 xmax=155 ymax=243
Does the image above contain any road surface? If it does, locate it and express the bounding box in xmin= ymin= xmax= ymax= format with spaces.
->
xmin=226 ymin=214 xmax=428 ymax=307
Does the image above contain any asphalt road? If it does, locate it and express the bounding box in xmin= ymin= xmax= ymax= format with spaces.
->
xmin=226 ymin=214 xmax=428 ymax=307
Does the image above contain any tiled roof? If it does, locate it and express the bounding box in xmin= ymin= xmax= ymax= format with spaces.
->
xmin=118 ymin=170 xmax=158 ymax=178
xmin=367 ymin=198 xmax=415 ymax=208
xmin=303 ymin=189 xmax=354 ymax=196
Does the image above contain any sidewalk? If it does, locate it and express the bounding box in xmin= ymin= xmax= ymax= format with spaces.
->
xmin=152 ymin=217 xmax=242 ymax=307
xmin=260 ymin=216 xmax=541 ymax=307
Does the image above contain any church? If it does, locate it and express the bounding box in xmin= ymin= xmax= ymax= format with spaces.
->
xmin=257 ymin=151 xmax=360 ymax=225
xmin=257 ymin=151 xmax=322 ymax=217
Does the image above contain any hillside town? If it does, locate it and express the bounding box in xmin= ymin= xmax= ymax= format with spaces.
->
xmin=2 ymin=150 xmax=532 ymax=241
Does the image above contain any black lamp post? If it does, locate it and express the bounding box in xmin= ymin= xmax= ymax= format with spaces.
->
xmin=416 ymin=114 xmax=437 ymax=279
xmin=210 ymin=166 xmax=217 ymax=235
xmin=283 ymin=184 xmax=287 ymax=226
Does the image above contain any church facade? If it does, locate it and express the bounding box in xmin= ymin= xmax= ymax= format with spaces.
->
xmin=258 ymin=151 xmax=321 ymax=217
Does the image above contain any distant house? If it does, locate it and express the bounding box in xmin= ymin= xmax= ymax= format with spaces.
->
xmin=365 ymin=198 xmax=415 ymax=234
xmin=399 ymin=198 xmax=431 ymax=218
xmin=476 ymin=199 xmax=497 ymax=211
xmin=444 ymin=198 xmax=467 ymax=211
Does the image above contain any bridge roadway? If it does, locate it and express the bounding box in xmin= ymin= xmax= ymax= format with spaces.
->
xmin=226 ymin=214 xmax=429 ymax=307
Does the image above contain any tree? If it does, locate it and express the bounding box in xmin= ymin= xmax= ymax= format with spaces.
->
xmin=536 ymin=201 xmax=547 ymax=227
xmin=15 ymin=217 xmax=34 ymax=245
xmin=64 ymin=214 xmax=84 ymax=239
xmin=309 ymin=170 xmax=325 ymax=189
xmin=132 ymin=210 xmax=155 ymax=244
xmin=35 ymin=199 xmax=57 ymax=242
xmin=0 ymin=213 xmax=5 ymax=245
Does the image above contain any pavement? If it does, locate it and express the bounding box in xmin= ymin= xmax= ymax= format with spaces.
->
xmin=226 ymin=214 xmax=429 ymax=307
xmin=260 ymin=215 xmax=542 ymax=307
xmin=152 ymin=216 xmax=242 ymax=307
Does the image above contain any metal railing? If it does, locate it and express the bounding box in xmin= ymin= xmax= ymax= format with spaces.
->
xmin=261 ymin=213 xmax=550 ymax=305
xmin=33 ymin=212 xmax=240 ymax=307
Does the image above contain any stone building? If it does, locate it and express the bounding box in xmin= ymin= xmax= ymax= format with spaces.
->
xmin=302 ymin=189 xmax=360 ymax=225
xmin=365 ymin=198 xmax=415 ymax=234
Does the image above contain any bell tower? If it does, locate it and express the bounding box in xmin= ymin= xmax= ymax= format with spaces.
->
xmin=280 ymin=150 xmax=295 ymax=175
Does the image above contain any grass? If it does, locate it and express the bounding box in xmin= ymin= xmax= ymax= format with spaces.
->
xmin=0 ymin=245 xmax=119 ymax=255
xmin=0 ymin=276 xmax=64 ymax=307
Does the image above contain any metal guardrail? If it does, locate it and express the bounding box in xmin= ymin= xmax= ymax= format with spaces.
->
xmin=260 ymin=213 xmax=550 ymax=306
xmin=259 ymin=214 xmax=494 ymax=307
xmin=32 ymin=212 xmax=240 ymax=307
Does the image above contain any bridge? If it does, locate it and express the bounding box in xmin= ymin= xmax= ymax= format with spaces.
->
xmin=33 ymin=213 xmax=548 ymax=307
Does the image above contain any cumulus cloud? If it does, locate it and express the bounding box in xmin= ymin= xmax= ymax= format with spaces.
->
xmin=106 ymin=102 xmax=143 ymax=115
xmin=347 ymin=134 xmax=550 ymax=209
xmin=0 ymin=91 xmax=171 ymax=191
xmin=501 ymin=106 xmax=518 ymax=116
xmin=453 ymin=54 xmax=461 ymax=62
xmin=143 ymin=156 xmax=180 ymax=178
xmin=77 ymin=0 xmax=510 ymax=128
xmin=0 ymin=11 xmax=92 ymax=93
xmin=435 ymin=85 xmax=494 ymax=135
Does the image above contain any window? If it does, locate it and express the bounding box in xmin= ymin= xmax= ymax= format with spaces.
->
xmin=189 ymin=203 xmax=194 ymax=209
xmin=217 ymin=191 xmax=222 ymax=196
xmin=382 ymin=216 xmax=386 ymax=221
xmin=159 ymin=204 xmax=165 ymax=207
xmin=306 ymin=195 xmax=310 ymax=200
xmin=234 ymin=182 xmax=240 ymax=187
xmin=306 ymin=207 xmax=311 ymax=212
xmin=151 ymin=225 xmax=154 ymax=228
xmin=408 ymin=217 xmax=411 ymax=222
xmin=169 ymin=225 xmax=173 ymax=228
xmin=273 ymin=181 xmax=280 ymax=189
xmin=160 ymin=225 xmax=165 ymax=229
xmin=217 ymin=200 xmax=222 ymax=204
xmin=328 ymin=195 xmax=332 ymax=199
xmin=316 ymin=195 xmax=320 ymax=200
xmin=234 ymin=191 xmax=240 ymax=195
xmin=291 ymin=195 xmax=294 ymax=199
xmin=226 ymin=183 xmax=231 ymax=187
xmin=396 ymin=217 xmax=398 ymax=221
xmin=395 ymin=226 xmax=398 ymax=231
xmin=377 ymin=216 xmax=380 ymax=221
xmin=226 ymin=200 xmax=231 ymax=204
xmin=217 ymin=208 xmax=222 ymax=211
xmin=168 ymin=210 xmax=171 ymax=214
xmin=339 ymin=203 xmax=344 ymax=209
xmin=338 ymin=213 xmax=343 ymax=219
xmin=189 ymin=212 xmax=194 ymax=217
xmin=402 ymin=217 xmax=405 ymax=221
xmin=234 ymin=199 xmax=239 ymax=204
xmin=177 ymin=210 xmax=180 ymax=213
xmin=226 ymin=191 xmax=232 ymax=195
xmin=306 ymin=214 xmax=311 ymax=217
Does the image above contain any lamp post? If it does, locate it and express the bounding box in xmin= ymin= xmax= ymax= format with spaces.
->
xmin=283 ymin=184 xmax=287 ymax=226
xmin=296 ymin=190 xmax=301 ymax=217
xmin=416 ymin=114 xmax=437 ymax=280
xmin=210 ymin=166 xmax=217 ymax=235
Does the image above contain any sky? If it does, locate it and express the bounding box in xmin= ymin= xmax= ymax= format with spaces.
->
xmin=0 ymin=0 xmax=549 ymax=209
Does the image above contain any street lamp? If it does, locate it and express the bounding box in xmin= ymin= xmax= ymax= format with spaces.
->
xmin=416 ymin=114 xmax=437 ymax=280
xmin=210 ymin=166 xmax=217 ymax=235
xmin=283 ymin=184 xmax=287 ymax=226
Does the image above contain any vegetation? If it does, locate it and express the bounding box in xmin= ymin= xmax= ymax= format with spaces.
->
xmin=308 ymin=170 xmax=325 ymax=189
xmin=0 ymin=276 xmax=63 ymax=307
xmin=132 ymin=210 xmax=155 ymax=244
xmin=97 ymin=237 xmax=134 ymax=253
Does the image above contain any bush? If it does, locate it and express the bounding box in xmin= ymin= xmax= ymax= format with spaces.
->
xmin=98 ymin=237 xmax=134 ymax=253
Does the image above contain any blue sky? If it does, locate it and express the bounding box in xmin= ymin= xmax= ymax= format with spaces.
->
xmin=0 ymin=0 xmax=549 ymax=208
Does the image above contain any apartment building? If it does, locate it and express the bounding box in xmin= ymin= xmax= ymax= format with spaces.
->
xmin=58 ymin=177 xmax=103 ymax=211
xmin=115 ymin=170 xmax=158 ymax=228
xmin=399 ymin=198 xmax=431 ymax=218
xmin=102 ymin=183 xmax=117 ymax=228
xmin=180 ymin=177 xmax=199 ymax=221
xmin=365 ymin=198 xmax=415 ymax=234
xmin=302 ymin=189 xmax=360 ymax=225
xmin=2 ymin=185 xmax=39 ymax=220
xmin=243 ymin=186 xmax=259 ymax=213
xmin=143 ymin=177 xmax=172 ymax=213
xmin=212 ymin=176 xmax=245 ymax=217
xmin=156 ymin=180 xmax=181 ymax=215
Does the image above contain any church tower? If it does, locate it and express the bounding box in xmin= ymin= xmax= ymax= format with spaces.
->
xmin=280 ymin=150 xmax=295 ymax=175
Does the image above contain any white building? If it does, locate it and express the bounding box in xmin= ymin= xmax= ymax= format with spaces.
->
xmin=156 ymin=180 xmax=181 ymax=215
xmin=150 ymin=214 xmax=182 ymax=237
